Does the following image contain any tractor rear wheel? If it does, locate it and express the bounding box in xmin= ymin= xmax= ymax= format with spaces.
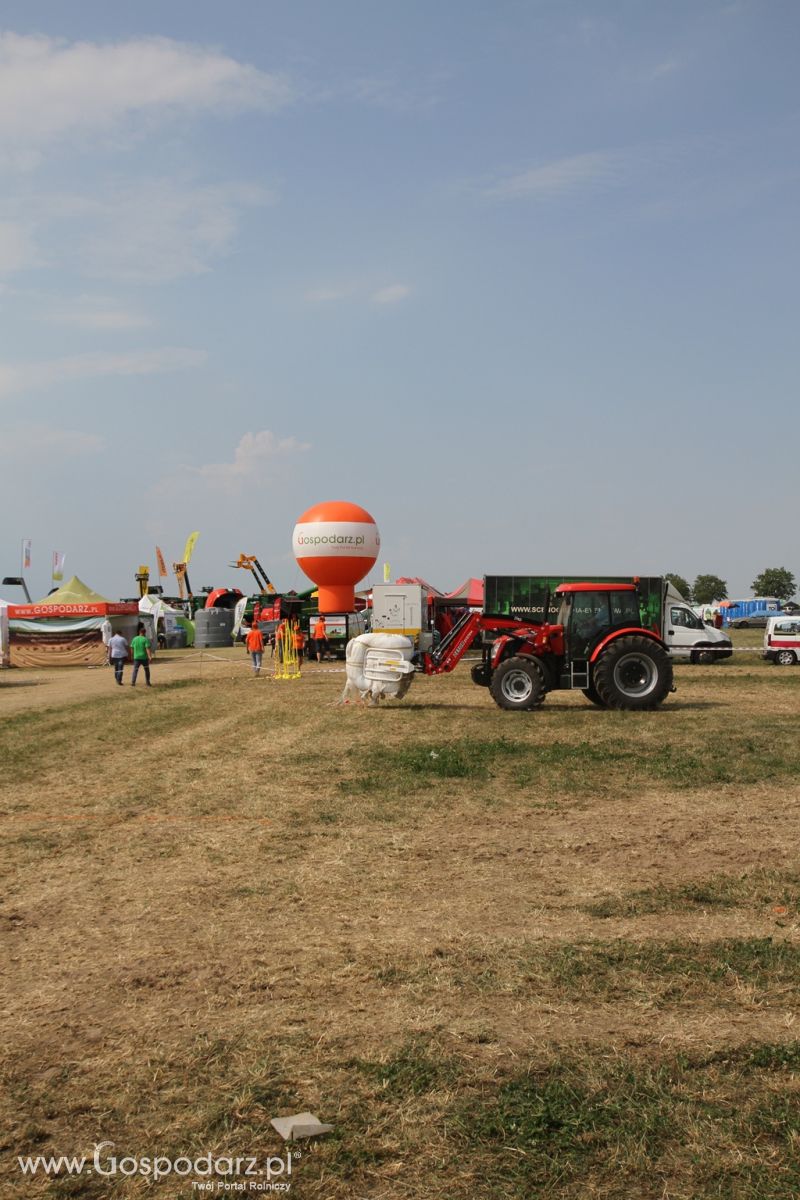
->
xmin=489 ymin=656 xmax=546 ymax=711
xmin=592 ymin=636 xmax=672 ymax=711
xmin=582 ymin=682 xmax=605 ymax=707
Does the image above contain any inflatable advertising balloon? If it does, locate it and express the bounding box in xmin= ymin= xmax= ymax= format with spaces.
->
xmin=292 ymin=500 xmax=379 ymax=613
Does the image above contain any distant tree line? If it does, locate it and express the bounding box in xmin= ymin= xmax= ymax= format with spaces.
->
xmin=664 ymin=568 xmax=797 ymax=606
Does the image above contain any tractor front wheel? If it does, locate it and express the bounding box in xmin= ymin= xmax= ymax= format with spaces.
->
xmin=489 ymin=656 xmax=546 ymax=711
xmin=471 ymin=663 xmax=492 ymax=687
xmin=592 ymin=636 xmax=673 ymax=711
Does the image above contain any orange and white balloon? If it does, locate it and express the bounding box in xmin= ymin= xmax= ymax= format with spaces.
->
xmin=292 ymin=500 xmax=380 ymax=612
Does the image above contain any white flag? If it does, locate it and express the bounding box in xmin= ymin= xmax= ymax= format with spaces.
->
xmin=232 ymin=595 xmax=248 ymax=639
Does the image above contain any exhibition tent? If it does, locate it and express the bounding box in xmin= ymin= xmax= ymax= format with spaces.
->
xmin=138 ymin=594 xmax=195 ymax=647
xmin=7 ymin=576 xmax=139 ymax=667
xmin=443 ymin=578 xmax=484 ymax=607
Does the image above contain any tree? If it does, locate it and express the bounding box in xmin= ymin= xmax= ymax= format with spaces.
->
xmin=693 ymin=574 xmax=728 ymax=605
xmin=664 ymin=573 xmax=692 ymax=601
xmin=751 ymin=567 xmax=796 ymax=601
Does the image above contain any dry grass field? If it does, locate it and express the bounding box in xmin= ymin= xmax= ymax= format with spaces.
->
xmin=2 ymin=635 xmax=800 ymax=1198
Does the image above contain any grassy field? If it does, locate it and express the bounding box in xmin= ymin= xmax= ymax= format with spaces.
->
xmin=2 ymin=634 xmax=799 ymax=1198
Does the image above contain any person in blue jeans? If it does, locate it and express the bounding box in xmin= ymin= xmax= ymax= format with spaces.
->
xmin=130 ymin=625 xmax=153 ymax=687
xmin=108 ymin=631 xmax=129 ymax=685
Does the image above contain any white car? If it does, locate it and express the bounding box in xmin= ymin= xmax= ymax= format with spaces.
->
xmin=763 ymin=616 xmax=800 ymax=666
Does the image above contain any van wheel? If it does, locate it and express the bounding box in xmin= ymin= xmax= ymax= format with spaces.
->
xmin=690 ymin=648 xmax=715 ymax=665
xmin=775 ymin=649 xmax=797 ymax=666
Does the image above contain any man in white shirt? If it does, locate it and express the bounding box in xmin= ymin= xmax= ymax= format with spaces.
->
xmin=108 ymin=632 xmax=129 ymax=686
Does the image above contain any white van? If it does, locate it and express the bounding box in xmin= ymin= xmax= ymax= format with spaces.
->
xmin=763 ymin=616 xmax=800 ymax=666
xmin=663 ymin=585 xmax=733 ymax=663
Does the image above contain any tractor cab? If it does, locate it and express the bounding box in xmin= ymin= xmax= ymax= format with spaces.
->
xmin=554 ymin=583 xmax=643 ymax=689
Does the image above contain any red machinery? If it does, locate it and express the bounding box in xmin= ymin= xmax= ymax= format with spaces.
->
xmin=420 ymin=582 xmax=673 ymax=711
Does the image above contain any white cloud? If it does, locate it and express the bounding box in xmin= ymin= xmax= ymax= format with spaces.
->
xmin=0 ymin=424 xmax=104 ymax=457
xmin=154 ymin=431 xmax=310 ymax=499
xmin=0 ymin=221 xmax=41 ymax=273
xmin=35 ymin=179 xmax=270 ymax=284
xmin=0 ymin=33 xmax=292 ymax=155
xmin=370 ymin=284 xmax=411 ymax=305
xmin=304 ymin=285 xmax=355 ymax=303
xmin=303 ymin=281 xmax=412 ymax=306
xmin=483 ymin=151 xmax=624 ymax=200
xmin=2 ymin=179 xmax=270 ymax=284
xmin=194 ymin=430 xmax=310 ymax=485
xmin=650 ymin=59 xmax=681 ymax=80
xmin=347 ymin=70 xmax=450 ymax=114
xmin=44 ymin=295 xmax=151 ymax=331
xmin=0 ymin=347 xmax=206 ymax=398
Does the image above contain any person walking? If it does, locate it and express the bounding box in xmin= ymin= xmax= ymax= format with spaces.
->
xmin=312 ymin=615 xmax=328 ymax=662
xmin=130 ymin=624 xmax=153 ymax=687
xmin=108 ymin=630 xmax=129 ymax=686
xmin=245 ymin=622 xmax=265 ymax=676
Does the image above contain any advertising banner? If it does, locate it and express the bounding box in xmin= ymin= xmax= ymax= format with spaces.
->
xmin=232 ymin=595 xmax=248 ymax=639
xmin=183 ymin=531 xmax=200 ymax=563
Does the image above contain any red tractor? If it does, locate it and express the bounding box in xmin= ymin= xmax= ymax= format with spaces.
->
xmin=421 ymin=582 xmax=674 ymax=711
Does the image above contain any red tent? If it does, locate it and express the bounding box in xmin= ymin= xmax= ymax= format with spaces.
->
xmin=395 ymin=576 xmax=443 ymax=596
xmin=443 ymin=578 xmax=484 ymax=606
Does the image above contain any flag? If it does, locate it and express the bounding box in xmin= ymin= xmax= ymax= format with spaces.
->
xmin=52 ymin=551 xmax=66 ymax=582
xmin=149 ymin=600 xmax=163 ymax=648
xmin=383 ymin=562 xmax=391 ymax=583
xmin=22 ymin=539 xmax=32 ymax=570
xmin=183 ymin=531 xmax=200 ymax=563
xmin=155 ymin=546 xmax=168 ymax=577
xmin=232 ymin=595 xmax=248 ymax=639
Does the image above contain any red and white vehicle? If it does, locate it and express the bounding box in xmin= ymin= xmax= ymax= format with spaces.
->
xmin=763 ymin=615 xmax=800 ymax=666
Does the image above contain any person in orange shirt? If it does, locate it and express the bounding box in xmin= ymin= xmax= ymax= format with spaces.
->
xmin=274 ymin=618 xmax=288 ymax=663
xmin=312 ymin=615 xmax=328 ymax=662
xmin=292 ymin=622 xmax=306 ymax=663
xmin=245 ymin=622 xmax=265 ymax=676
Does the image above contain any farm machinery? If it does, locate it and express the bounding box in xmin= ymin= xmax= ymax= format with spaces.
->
xmin=419 ymin=581 xmax=674 ymax=711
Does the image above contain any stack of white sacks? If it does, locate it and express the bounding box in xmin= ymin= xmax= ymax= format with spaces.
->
xmin=341 ymin=633 xmax=416 ymax=705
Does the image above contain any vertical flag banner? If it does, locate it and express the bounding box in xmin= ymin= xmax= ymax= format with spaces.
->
xmin=22 ymin=539 xmax=32 ymax=570
xmin=183 ymin=531 xmax=200 ymax=563
xmin=383 ymin=562 xmax=391 ymax=583
xmin=155 ymin=546 xmax=168 ymax=578
xmin=149 ymin=600 xmax=163 ymax=648
xmin=52 ymin=551 xmax=66 ymax=582
xmin=232 ymin=595 xmax=248 ymax=640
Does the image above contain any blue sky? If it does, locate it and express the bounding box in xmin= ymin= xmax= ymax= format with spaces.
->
xmin=1 ymin=1 xmax=797 ymax=602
